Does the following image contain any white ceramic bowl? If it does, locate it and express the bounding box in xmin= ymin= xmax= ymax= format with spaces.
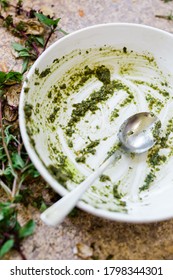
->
xmin=19 ymin=23 xmax=173 ymax=223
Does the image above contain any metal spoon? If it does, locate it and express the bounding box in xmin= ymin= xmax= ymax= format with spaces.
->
xmin=41 ymin=112 xmax=161 ymax=226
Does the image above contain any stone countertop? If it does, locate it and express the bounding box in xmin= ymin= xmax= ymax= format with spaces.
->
xmin=1 ymin=0 xmax=173 ymax=260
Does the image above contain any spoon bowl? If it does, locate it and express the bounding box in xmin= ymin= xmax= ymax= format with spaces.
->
xmin=40 ymin=112 xmax=161 ymax=226
xmin=118 ymin=112 xmax=161 ymax=153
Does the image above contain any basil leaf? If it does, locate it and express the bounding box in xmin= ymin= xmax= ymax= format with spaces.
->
xmin=19 ymin=220 xmax=35 ymax=238
xmin=0 ymin=71 xmax=23 ymax=86
xmin=11 ymin=153 xmax=25 ymax=169
xmin=35 ymin=36 xmax=45 ymax=46
xmin=11 ymin=42 xmax=28 ymax=52
xmin=18 ymin=50 xmax=31 ymax=57
xmin=0 ymin=239 xmax=14 ymax=258
xmin=35 ymin=13 xmax=61 ymax=27
xmin=22 ymin=58 xmax=29 ymax=74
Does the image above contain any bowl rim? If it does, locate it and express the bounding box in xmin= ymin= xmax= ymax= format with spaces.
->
xmin=19 ymin=22 xmax=173 ymax=223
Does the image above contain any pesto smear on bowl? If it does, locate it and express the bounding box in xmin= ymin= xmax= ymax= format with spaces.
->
xmin=23 ymin=46 xmax=173 ymax=214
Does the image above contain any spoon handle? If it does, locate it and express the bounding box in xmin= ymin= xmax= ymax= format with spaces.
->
xmin=41 ymin=151 xmax=121 ymax=226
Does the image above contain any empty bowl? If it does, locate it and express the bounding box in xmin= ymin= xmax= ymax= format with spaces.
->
xmin=19 ymin=23 xmax=173 ymax=223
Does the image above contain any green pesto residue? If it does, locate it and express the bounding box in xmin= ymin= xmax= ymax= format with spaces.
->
xmin=100 ymin=174 xmax=111 ymax=182
xmin=35 ymin=103 xmax=40 ymax=114
xmin=59 ymin=83 xmax=66 ymax=89
xmin=34 ymin=68 xmax=39 ymax=75
xmin=75 ymin=155 xmax=86 ymax=163
xmin=141 ymin=118 xmax=173 ymax=192
xmin=110 ymin=108 xmax=119 ymax=121
xmin=147 ymin=118 xmax=173 ymax=169
xmin=75 ymin=139 xmax=100 ymax=163
xmin=145 ymin=94 xmax=164 ymax=113
xmin=47 ymin=149 xmax=84 ymax=185
xmin=123 ymin=46 xmax=127 ymax=53
xmin=107 ymin=142 xmax=122 ymax=158
xmin=83 ymin=139 xmax=100 ymax=154
xmin=67 ymin=139 xmax=73 ymax=148
xmin=47 ymin=107 xmax=60 ymax=123
xmin=139 ymin=171 xmax=156 ymax=192
xmin=65 ymin=65 xmax=134 ymax=136
xmin=113 ymin=181 xmax=122 ymax=199
xmin=113 ymin=182 xmax=126 ymax=207
xmin=39 ymin=68 xmax=51 ymax=78
xmin=119 ymin=63 xmax=134 ymax=75
xmin=149 ymin=83 xmax=169 ymax=98
xmin=47 ymin=165 xmax=70 ymax=187
xmin=24 ymin=46 xmax=173 ymax=207
xmin=68 ymin=65 xmax=94 ymax=90
xmin=34 ymin=67 xmax=51 ymax=78
xmin=147 ymin=146 xmax=167 ymax=168
xmin=119 ymin=91 xmax=135 ymax=107
xmin=151 ymin=120 xmax=161 ymax=142
xmin=24 ymin=103 xmax=33 ymax=119
xmin=24 ymin=87 xmax=29 ymax=93
xmin=95 ymin=65 xmax=111 ymax=84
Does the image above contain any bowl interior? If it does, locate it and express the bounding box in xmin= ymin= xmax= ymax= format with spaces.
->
xmin=19 ymin=23 xmax=173 ymax=222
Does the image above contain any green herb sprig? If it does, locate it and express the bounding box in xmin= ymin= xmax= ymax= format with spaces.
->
xmin=0 ymin=0 xmax=67 ymax=73
xmin=155 ymin=12 xmax=173 ymax=21
xmin=0 ymin=202 xmax=35 ymax=259
xmin=156 ymin=0 xmax=173 ymax=20
xmin=0 ymin=0 xmax=9 ymax=10
xmin=0 ymin=0 xmax=66 ymax=259
xmin=0 ymin=79 xmax=40 ymax=259
xmin=161 ymin=0 xmax=173 ymax=3
xmin=0 ymin=71 xmax=23 ymax=88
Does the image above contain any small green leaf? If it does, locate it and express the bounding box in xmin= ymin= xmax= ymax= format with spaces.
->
xmin=0 ymin=212 xmax=4 ymax=221
xmin=19 ymin=220 xmax=35 ymax=238
xmin=18 ymin=50 xmax=31 ymax=57
xmin=14 ymin=220 xmax=21 ymax=232
xmin=13 ymin=194 xmax=23 ymax=203
xmin=22 ymin=163 xmax=40 ymax=179
xmin=35 ymin=36 xmax=45 ymax=46
xmin=0 ymin=71 xmax=6 ymax=83
xmin=57 ymin=27 xmax=68 ymax=35
xmin=0 ymin=147 xmax=6 ymax=161
xmin=11 ymin=153 xmax=25 ymax=169
xmin=4 ymin=125 xmax=17 ymax=145
xmin=0 ymin=0 xmax=10 ymax=10
xmin=6 ymin=71 xmax=22 ymax=82
xmin=0 ymin=71 xmax=23 ymax=86
xmin=6 ymin=72 xmax=22 ymax=84
xmin=12 ymin=42 xmax=28 ymax=52
xmin=0 ymin=203 xmax=17 ymax=230
xmin=3 ymin=166 xmax=13 ymax=177
xmin=0 ymin=239 xmax=14 ymax=258
xmin=12 ymin=43 xmax=31 ymax=59
xmin=35 ymin=13 xmax=61 ymax=27
xmin=40 ymin=201 xmax=47 ymax=212
xmin=22 ymin=58 xmax=29 ymax=74
xmin=3 ymin=14 xmax=13 ymax=27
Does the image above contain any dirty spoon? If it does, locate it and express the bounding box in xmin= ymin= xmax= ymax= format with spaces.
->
xmin=41 ymin=112 xmax=161 ymax=226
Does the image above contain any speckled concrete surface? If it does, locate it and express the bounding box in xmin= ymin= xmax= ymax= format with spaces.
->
xmin=1 ymin=0 xmax=173 ymax=260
